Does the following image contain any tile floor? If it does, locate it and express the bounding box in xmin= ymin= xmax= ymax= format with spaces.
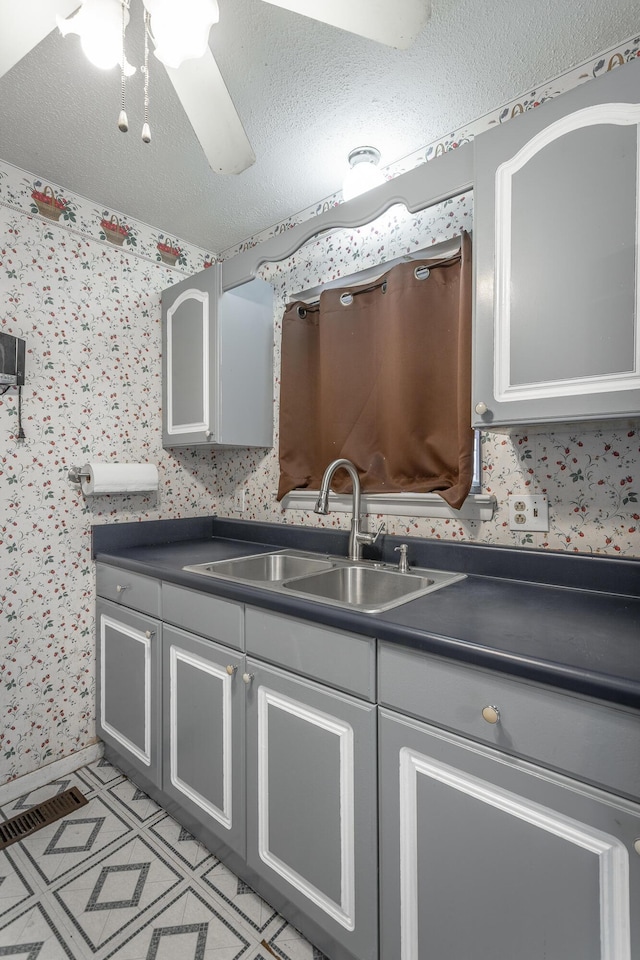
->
xmin=0 ymin=757 xmax=327 ymax=959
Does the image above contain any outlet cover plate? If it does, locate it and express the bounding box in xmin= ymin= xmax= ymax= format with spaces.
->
xmin=508 ymin=494 xmax=549 ymax=532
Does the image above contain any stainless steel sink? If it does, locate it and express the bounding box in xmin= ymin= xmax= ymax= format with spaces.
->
xmin=283 ymin=565 xmax=431 ymax=607
xmin=282 ymin=564 xmax=464 ymax=613
xmin=183 ymin=548 xmax=465 ymax=613
xmin=183 ymin=551 xmax=335 ymax=582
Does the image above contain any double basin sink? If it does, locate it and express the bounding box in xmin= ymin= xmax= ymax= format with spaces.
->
xmin=183 ymin=549 xmax=465 ymax=614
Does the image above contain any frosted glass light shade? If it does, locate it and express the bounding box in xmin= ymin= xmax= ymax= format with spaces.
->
xmin=143 ymin=0 xmax=220 ymax=68
xmin=342 ymin=146 xmax=385 ymax=201
xmin=57 ymin=0 xmax=124 ymax=71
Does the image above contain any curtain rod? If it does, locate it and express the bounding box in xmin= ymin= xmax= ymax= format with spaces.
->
xmin=290 ymin=234 xmax=463 ymax=306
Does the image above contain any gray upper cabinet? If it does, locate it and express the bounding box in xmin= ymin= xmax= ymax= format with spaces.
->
xmin=473 ymin=58 xmax=640 ymax=429
xmin=162 ymin=262 xmax=274 ymax=447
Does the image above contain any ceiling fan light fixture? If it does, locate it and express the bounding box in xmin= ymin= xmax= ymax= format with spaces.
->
xmin=57 ymin=0 xmax=125 ymax=71
xmin=143 ymin=0 xmax=219 ymax=69
xmin=342 ymin=146 xmax=385 ymax=201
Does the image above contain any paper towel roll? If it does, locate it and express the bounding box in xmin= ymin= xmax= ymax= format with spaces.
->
xmin=81 ymin=463 xmax=159 ymax=496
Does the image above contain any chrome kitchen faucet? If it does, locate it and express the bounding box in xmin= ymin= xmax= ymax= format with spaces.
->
xmin=314 ymin=458 xmax=384 ymax=561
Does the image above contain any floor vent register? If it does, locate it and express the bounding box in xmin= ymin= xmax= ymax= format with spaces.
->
xmin=0 ymin=786 xmax=88 ymax=850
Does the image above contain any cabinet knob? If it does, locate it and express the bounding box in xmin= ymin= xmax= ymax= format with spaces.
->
xmin=205 ymin=430 xmax=213 ymax=439
xmin=226 ymin=664 xmax=237 ymax=676
xmin=116 ymin=584 xmax=128 ymax=593
xmin=242 ymin=672 xmax=254 ymax=685
xmin=634 ymin=839 xmax=640 ymax=856
xmin=474 ymin=401 xmax=488 ymax=416
xmin=481 ymin=705 xmax=500 ymax=724
xmin=144 ymin=630 xmax=155 ymax=640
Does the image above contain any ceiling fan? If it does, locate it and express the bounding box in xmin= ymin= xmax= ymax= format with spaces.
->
xmin=0 ymin=0 xmax=431 ymax=176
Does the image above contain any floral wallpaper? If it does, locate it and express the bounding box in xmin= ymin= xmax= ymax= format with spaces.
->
xmin=1 ymin=35 xmax=639 ymax=786
xmin=0 ymin=162 xmax=217 ymax=273
xmin=0 ymin=205 xmax=221 ymax=784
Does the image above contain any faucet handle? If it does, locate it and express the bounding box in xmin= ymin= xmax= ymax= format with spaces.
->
xmin=355 ymin=521 xmax=385 ymax=551
xmin=371 ymin=521 xmax=385 ymax=544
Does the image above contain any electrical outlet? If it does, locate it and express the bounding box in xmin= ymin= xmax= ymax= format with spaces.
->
xmin=234 ymin=488 xmax=245 ymax=513
xmin=508 ymin=494 xmax=549 ymax=532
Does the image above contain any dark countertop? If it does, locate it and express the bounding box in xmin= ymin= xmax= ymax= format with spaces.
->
xmin=93 ymin=517 xmax=640 ymax=711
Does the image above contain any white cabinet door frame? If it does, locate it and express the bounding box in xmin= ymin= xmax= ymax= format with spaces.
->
xmin=100 ymin=613 xmax=152 ymax=766
xmin=165 ymin=287 xmax=214 ymax=438
xmin=398 ymin=745 xmax=631 ymax=960
xmin=257 ymin=685 xmax=356 ymax=930
xmin=494 ymin=103 xmax=640 ymax=405
xmin=169 ymin=644 xmax=233 ymax=827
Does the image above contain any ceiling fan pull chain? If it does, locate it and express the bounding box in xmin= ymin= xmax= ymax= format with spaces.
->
xmin=118 ymin=0 xmax=129 ymax=132
xmin=142 ymin=9 xmax=151 ymax=143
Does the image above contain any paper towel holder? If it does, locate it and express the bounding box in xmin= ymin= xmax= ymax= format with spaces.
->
xmin=68 ymin=466 xmax=91 ymax=484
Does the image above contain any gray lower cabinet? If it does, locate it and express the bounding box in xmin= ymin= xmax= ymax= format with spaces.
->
xmin=96 ymin=565 xmax=639 ymax=960
xmin=161 ymin=625 xmax=245 ymax=858
xmin=473 ymin=56 xmax=640 ymax=429
xmin=378 ymin=708 xmax=640 ymax=960
xmin=245 ymin=657 xmax=379 ymax=960
xmin=96 ymin=598 xmax=162 ymax=788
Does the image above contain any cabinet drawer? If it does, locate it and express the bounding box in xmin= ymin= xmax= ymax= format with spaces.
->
xmin=378 ymin=642 xmax=640 ymax=801
xmin=162 ymin=582 xmax=243 ymax=651
xmin=96 ymin=563 xmax=161 ymax=617
xmin=245 ymin=607 xmax=375 ymax=700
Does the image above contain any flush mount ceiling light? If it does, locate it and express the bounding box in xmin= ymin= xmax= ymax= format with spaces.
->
xmin=342 ymin=146 xmax=385 ymax=201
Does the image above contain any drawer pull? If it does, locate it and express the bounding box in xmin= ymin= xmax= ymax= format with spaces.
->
xmin=634 ymin=839 xmax=640 ymax=856
xmin=116 ymin=584 xmax=129 ymax=594
xmin=144 ymin=630 xmax=155 ymax=640
xmin=242 ymin=672 xmax=254 ymax=685
xmin=481 ymin=704 xmax=500 ymax=724
xmin=226 ymin=664 xmax=237 ymax=676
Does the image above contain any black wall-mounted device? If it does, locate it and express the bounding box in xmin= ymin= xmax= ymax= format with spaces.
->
xmin=0 ymin=331 xmax=26 ymax=386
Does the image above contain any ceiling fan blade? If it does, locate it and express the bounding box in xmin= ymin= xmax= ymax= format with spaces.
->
xmin=0 ymin=0 xmax=81 ymax=80
xmin=163 ymin=47 xmax=256 ymax=176
xmin=261 ymin=0 xmax=430 ymax=49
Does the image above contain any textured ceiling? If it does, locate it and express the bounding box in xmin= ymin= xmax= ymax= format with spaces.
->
xmin=0 ymin=0 xmax=638 ymax=251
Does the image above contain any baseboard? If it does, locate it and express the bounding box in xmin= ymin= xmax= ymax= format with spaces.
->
xmin=0 ymin=742 xmax=104 ymax=807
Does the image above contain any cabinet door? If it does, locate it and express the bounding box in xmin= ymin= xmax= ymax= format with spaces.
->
xmin=474 ymin=58 xmax=640 ymax=428
xmin=245 ymin=658 xmax=378 ymax=960
xmin=161 ymin=626 xmax=245 ymax=858
xmin=162 ymin=263 xmax=221 ymax=446
xmin=216 ymin=277 xmax=273 ymax=447
xmin=162 ymin=264 xmax=273 ymax=447
xmin=379 ymin=708 xmax=640 ymax=960
xmin=96 ymin=598 xmax=162 ymax=786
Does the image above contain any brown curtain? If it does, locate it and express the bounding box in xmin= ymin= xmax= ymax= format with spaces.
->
xmin=277 ymin=230 xmax=473 ymax=509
